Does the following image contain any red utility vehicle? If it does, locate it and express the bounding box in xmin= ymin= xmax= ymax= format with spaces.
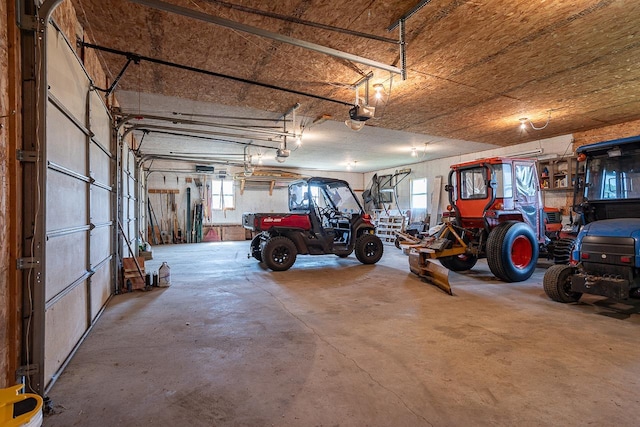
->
xmin=243 ymin=177 xmax=384 ymax=271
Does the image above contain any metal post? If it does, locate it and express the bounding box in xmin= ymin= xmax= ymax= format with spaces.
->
xmin=16 ymin=0 xmax=64 ymax=396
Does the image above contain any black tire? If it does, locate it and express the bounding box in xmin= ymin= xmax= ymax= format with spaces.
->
xmin=543 ymin=264 xmax=582 ymax=303
xmin=250 ymin=235 xmax=263 ymax=261
xmin=486 ymin=221 xmax=539 ymax=282
xmin=335 ymin=248 xmax=353 ymax=258
xmin=439 ymin=253 xmax=478 ymax=271
xmin=355 ymin=233 xmax=384 ymax=265
xmin=553 ymin=237 xmax=575 ymax=264
xmin=261 ymin=236 xmax=297 ymax=271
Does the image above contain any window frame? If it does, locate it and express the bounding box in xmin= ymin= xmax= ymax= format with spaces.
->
xmin=210 ymin=178 xmax=235 ymax=210
xmin=411 ymin=177 xmax=428 ymax=210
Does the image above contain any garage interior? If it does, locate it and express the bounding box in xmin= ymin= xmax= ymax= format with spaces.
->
xmin=1 ymin=0 xmax=640 ymax=425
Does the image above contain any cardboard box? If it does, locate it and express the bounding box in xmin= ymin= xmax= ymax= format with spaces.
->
xmin=122 ymin=257 xmax=145 ymax=291
xmin=221 ymin=225 xmax=248 ymax=241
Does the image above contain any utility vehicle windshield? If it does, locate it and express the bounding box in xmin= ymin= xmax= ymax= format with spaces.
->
xmin=312 ymin=182 xmax=362 ymax=214
xmin=289 ymin=181 xmax=362 ymax=214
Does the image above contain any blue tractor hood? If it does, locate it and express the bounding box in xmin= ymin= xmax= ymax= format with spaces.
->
xmin=580 ymin=218 xmax=640 ymax=239
xmin=576 ymin=219 xmax=640 ymax=268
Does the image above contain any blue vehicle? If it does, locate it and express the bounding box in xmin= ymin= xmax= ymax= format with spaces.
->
xmin=543 ymin=135 xmax=640 ymax=302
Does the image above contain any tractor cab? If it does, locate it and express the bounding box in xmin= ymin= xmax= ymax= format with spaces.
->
xmin=574 ymin=139 xmax=640 ymax=224
xmin=447 ymin=157 xmax=545 ymax=243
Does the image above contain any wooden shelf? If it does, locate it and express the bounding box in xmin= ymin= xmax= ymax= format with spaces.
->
xmin=538 ymin=157 xmax=577 ymax=191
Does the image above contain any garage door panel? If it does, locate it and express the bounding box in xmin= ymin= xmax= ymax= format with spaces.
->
xmin=89 ymin=91 xmax=110 ymax=145
xmin=90 ymin=143 xmax=111 ymax=186
xmin=47 ymin=27 xmax=90 ymax=121
xmin=47 ymin=104 xmax=87 ymax=172
xmin=47 ymin=171 xmax=87 ymax=231
xmin=39 ymin=23 xmax=117 ymax=394
xmin=46 ymin=231 xmax=89 ymax=301
xmin=44 ymin=284 xmax=88 ymax=386
xmin=126 ymin=197 xmax=136 ymax=226
xmin=91 ymin=186 xmax=111 ymax=224
xmin=90 ymin=226 xmax=112 ymax=265
xmin=90 ymin=263 xmax=111 ymax=321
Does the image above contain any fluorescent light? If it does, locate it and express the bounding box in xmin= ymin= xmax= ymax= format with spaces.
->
xmin=511 ymin=148 xmax=543 ymax=158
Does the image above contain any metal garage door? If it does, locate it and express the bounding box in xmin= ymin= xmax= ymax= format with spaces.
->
xmin=42 ymin=24 xmax=115 ymax=392
xmin=121 ymin=138 xmax=139 ymax=261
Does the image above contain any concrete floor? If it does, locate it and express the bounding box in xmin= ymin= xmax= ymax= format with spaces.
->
xmin=45 ymin=242 xmax=640 ymax=426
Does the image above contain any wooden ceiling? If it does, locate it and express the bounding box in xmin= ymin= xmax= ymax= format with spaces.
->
xmin=69 ymin=0 xmax=640 ymax=152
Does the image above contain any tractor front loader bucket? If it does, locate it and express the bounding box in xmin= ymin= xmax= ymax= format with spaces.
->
xmin=409 ymin=247 xmax=452 ymax=295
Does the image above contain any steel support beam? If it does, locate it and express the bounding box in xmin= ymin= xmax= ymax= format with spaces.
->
xmin=128 ymin=0 xmax=403 ymax=76
xmin=17 ymin=0 xmax=64 ymax=396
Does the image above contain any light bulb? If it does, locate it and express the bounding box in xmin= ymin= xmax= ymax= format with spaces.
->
xmin=411 ymin=147 xmax=418 ymax=157
xmin=346 ymin=162 xmax=352 ymax=171
xmin=373 ymin=83 xmax=384 ymax=100
xmin=296 ymin=135 xmax=302 ymax=146
xmin=258 ymin=154 xmax=263 ymax=165
xmin=519 ymin=118 xmax=528 ymax=130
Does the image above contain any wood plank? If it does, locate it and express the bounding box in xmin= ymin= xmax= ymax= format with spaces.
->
xmin=430 ymin=176 xmax=442 ymax=229
xmin=148 ymin=189 xmax=179 ymax=194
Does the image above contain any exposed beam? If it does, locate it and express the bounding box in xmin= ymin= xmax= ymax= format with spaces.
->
xmin=127 ymin=0 xmax=403 ymax=76
xmin=205 ymin=0 xmax=400 ymax=44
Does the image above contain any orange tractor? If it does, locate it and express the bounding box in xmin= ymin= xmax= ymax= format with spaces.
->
xmin=409 ymin=157 xmax=554 ymax=294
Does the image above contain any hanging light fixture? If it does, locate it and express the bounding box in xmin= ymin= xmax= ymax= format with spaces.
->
xmin=519 ymin=118 xmax=528 ymax=130
xmin=373 ymin=83 xmax=384 ymax=100
xmin=345 ymin=75 xmax=375 ymax=131
xmin=275 ymin=142 xmax=290 ymax=163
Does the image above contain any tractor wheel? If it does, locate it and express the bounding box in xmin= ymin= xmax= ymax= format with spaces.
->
xmin=261 ymin=236 xmax=297 ymax=271
xmin=543 ymin=264 xmax=582 ymax=303
xmin=486 ymin=221 xmax=539 ymax=282
xmin=250 ymin=235 xmax=263 ymax=261
xmin=553 ymin=237 xmax=575 ymax=264
xmin=439 ymin=253 xmax=478 ymax=271
xmin=355 ymin=234 xmax=384 ymax=265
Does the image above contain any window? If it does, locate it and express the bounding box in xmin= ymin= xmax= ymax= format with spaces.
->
xmin=411 ymin=178 xmax=428 ymax=210
xmin=494 ymin=164 xmax=512 ymax=198
xmin=460 ymin=167 xmax=487 ymax=199
xmin=514 ymin=163 xmax=537 ymax=198
xmin=211 ymin=179 xmax=234 ymax=210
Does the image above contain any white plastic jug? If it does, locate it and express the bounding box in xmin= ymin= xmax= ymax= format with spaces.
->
xmin=158 ymin=262 xmax=171 ymax=287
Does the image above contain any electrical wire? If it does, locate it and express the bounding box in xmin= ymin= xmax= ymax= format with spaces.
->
xmin=529 ymin=110 xmax=552 ymax=131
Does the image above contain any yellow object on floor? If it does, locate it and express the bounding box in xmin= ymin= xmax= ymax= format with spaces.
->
xmin=0 ymin=384 xmax=43 ymax=427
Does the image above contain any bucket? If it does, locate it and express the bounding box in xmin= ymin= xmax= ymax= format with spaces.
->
xmin=0 ymin=384 xmax=43 ymax=427
xmin=158 ymin=262 xmax=171 ymax=287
